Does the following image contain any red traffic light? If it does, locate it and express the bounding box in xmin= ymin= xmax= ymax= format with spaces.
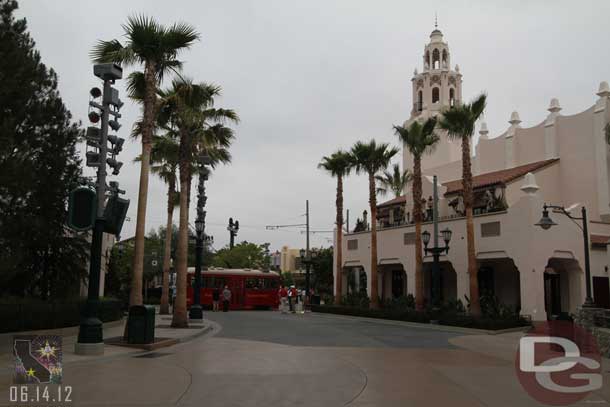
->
xmin=88 ymin=111 xmax=100 ymax=123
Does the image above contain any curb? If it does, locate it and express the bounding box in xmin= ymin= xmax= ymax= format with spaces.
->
xmin=310 ymin=312 xmax=531 ymax=335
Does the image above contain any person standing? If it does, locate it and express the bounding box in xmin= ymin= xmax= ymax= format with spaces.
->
xmin=278 ymin=285 xmax=288 ymax=313
xmin=222 ymin=285 xmax=231 ymax=312
xmin=288 ymin=285 xmax=297 ymax=313
xmin=212 ymin=287 xmax=220 ymax=312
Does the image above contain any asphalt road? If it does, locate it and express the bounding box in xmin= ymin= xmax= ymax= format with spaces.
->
xmin=206 ymin=310 xmax=461 ymax=348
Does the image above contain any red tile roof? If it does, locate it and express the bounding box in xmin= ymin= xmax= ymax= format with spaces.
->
xmin=591 ymin=234 xmax=610 ymax=246
xmin=376 ymin=158 xmax=560 ymax=208
xmin=378 ymin=195 xmax=407 ymax=208
xmin=443 ymin=158 xmax=559 ymax=195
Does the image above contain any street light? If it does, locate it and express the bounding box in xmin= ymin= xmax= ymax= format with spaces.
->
xmin=189 ymin=156 xmax=211 ymax=320
xmin=535 ymin=203 xmax=594 ymax=307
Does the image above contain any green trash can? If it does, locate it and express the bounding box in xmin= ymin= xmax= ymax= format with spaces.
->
xmin=127 ymin=305 xmax=155 ymax=344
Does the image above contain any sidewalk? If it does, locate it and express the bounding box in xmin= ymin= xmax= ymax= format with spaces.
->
xmin=0 ymin=312 xmax=214 ymax=369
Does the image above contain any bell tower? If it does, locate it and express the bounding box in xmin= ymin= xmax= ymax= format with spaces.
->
xmin=403 ymin=23 xmax=464 ymax=174
xmin=410 ymin=24 xmax=462 ymax=118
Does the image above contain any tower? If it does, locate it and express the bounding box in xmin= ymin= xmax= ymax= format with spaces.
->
xmin=403 ymin=24 xmax=463 ymax=173
xmin=411 ymin=25 xmax=462 ymax=118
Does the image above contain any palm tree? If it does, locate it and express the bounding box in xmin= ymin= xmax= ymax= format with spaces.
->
xmin=318 ymin=150 xmax=352 ymax=304
xmin=394 ymin=119 xmax=439 ymax=311
xmin=375 ymin=163 xmax=413 ymax=198
xmin=437 ymin=93 xmax=487 ymax=316
xmin=149 ymin=134 xmax=180 ymax=315
xmin=157 ymin=79 xmax=238 ymax=327
xmin=91 ymin=16 xmax=199 ymax=308
xmin=350 ymin=140 xmax=399 ymax=308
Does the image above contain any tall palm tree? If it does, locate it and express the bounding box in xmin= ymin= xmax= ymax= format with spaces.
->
xmin=394 ymin=119 xmax=439 ymax=311
xmin=350 ymin=140 xmax=399 ymax=308
xmin=91 ymin=16 xmax=199 ymax=307
xmin=437 ymin=93 xmax=487 ymax=316
xmin=157 ymin=79 xmax=238 ymax=327
xmin=375 ymin=163 xmax=413 ymax=198
xmin=149 ymin=134 xmax=180 ymax=315
xmin=318 ymin=150 xmax=352 ymax=304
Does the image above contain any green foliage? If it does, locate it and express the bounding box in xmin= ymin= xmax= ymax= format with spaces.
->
xmin=310 ymin=247 xmax=333 ymax=295
xmin=280 ymin=271 xmax=294 ymax=287
xmin=383 ymin=294 xmax=416 ymax=310
xmin=212 ymin=241 xmax=268 ymax=269
xmin=375 ymin=163 xmax=413 ymax=198
xmin=0 ymin=0 xmax=88 ymax=299
xmin=342 ymin=292 xmax=370 ymax=308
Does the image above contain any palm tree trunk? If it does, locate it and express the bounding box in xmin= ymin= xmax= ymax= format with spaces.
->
xmin=368 ymin=173 xmax=379 ymax=309
xmin=413 ymin=156 xmax=424 ymax=311
xmin=159 ymin=179 xmax=175 ymax=315
xmin=172 ymin=130 xmax=191 ymax=328
xmin=461 ymin=135 xmax=480 ymax=315
xmin=335 ymin=175 xmax=343 ymax=304
xmin=129 ymin=61 xmax=156 ymax=308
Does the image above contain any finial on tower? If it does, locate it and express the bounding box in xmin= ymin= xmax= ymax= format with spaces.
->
xmin=435 ymin=12 xmax=438 ymax=29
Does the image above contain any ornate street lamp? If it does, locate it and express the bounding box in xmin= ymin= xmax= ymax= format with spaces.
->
xmin=421 ymin=175 xmax=452 ymax=310
xmin=189 ymin=155 xmax=211 ymax=320
xmin=535 ymin=203 xmax=594 ymax=307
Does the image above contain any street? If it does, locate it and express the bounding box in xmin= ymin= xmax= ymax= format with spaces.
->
xmin=3 ymin=311 xmax=610 ymax=406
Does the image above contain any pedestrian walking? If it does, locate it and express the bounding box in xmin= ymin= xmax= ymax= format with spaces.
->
xmin=222 ymin=285 xmax=231 ymax=312
xmin=288 ymin=285 xmax=297 ymax=313
xmin=212 ymin=287 xmax=220 ymax=312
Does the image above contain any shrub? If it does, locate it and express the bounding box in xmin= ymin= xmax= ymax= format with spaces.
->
xmin=383 ymin=294 xmax=415 ymax=311
xmin=0 ymin=298 xmax=123 ymax=333
xmin=342 ymin=292 xmax=370 ymax=308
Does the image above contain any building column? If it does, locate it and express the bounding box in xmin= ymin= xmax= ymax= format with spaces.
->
xmin=514 ymin=258 xmax=548 ymax=321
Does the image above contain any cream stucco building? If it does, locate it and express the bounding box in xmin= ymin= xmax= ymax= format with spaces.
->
xmin=334 ymin=27 xmax=610 ymax=321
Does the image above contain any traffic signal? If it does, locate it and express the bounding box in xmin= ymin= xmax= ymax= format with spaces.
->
xmin=68 ymin=187 xmax=97 ymax=231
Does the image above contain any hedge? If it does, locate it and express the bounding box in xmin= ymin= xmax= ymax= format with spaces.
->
xmin=310 ymin=305 xmax=530 ymax=330
xmin=0 ymin=298 xmax=123 ymax=333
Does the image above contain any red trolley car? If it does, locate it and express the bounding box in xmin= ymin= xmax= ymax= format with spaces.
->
xmin=186 ymin=267 xmax=280 ymax=310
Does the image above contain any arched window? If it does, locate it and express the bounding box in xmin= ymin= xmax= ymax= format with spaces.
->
xmin=424 ymin=50 xmax=430 ymax=69
xmin=432 ymin=87 xmax=440 ymax=104
xmin=417 ymin=90 xmax=423 ymax=111
xmin=449 ymin=88 xmax=455 ymax=107
xmin=442 ymin=49 xmax=448 ymax=68
xmin=432 ymin=49 xmax=440 ymax=70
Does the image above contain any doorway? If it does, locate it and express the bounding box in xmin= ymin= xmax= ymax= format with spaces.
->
xmin=593 ymin=276 xmax=610 ymax=309
xmin=544 ymin=273 xmax=561 ymax=317
xmin=391 ymin=270 xmax=404 ymax=298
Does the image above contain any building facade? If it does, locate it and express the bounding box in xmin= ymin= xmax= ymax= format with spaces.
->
xmin=334 ymin=27 xmax=610 ymax=321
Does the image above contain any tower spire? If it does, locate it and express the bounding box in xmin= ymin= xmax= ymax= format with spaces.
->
xmin=435 ymin=12 xmax=438 ymax=29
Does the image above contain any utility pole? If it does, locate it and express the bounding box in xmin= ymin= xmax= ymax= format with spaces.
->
xmin=305 ymin=200 xmax=310 ymax=303
xmin=76 ymin=63 xmax=124 ymax=355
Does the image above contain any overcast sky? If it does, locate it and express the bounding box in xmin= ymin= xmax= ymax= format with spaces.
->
xmin=18 ymin=0 xmax=610 ymax=252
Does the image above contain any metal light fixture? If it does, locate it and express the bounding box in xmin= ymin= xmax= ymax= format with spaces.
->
xmin=195 ymin=218 xmax=204 ymax=234
xmin=88 ymin=111 xmax=100 ymax=123
xmin=535 ymin=206 xmax=557 ymax=230
xmin=441 ymin=228 xmax=452 ymax=245
xmin=90 ymin=87 xmax=102 ymax=98
xmin=421 ymin=230 xmax=431 ymax=247
xmin=300 ymin=249 xmax=306 ymax=258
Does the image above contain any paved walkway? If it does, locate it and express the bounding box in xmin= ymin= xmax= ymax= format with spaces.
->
xmin=0 ymin=311 xmax=609 ymax=406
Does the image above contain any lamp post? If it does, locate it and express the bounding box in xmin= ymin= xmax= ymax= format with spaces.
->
xmin=535 ymin=203 xmax=595 ymax=307
xmin=421 ymin=175 xmax=452 ymax=310
xmin=189 ymin=155 xmax=211 ymax=320
xmin=300 ymin=248 xmax=317 ymax=305
xmin=227 ymin=217 xmax=239 ymax=249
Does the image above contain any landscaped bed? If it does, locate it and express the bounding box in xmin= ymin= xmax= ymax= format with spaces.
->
xmin=310 ymin=304 xmax=531 ymax=331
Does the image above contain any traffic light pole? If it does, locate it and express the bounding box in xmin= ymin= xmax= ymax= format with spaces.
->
xmin=76 ymin=78 xmax=111 ymax=354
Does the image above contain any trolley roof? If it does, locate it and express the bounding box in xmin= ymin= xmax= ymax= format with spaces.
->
xmin=187 ymin=267 xmax=279 ymax=277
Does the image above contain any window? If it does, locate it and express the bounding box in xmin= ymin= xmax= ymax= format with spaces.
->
xmin=432 ymin=49 xmax=440 ymax=69
xmin=432 ymin=87 xmax=440 ymax=104
xmin=404 ymin=232 xmax=416 ymax=245
xmin=347 ymin=239 xmax=358 ymax=250
xmin=481 ymin=221 xmax=501 ymax=237
xmin=449 ymin=88 xmax=455 ymax=107
xmin=417 ymin=91 xmax=423 ymax=111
